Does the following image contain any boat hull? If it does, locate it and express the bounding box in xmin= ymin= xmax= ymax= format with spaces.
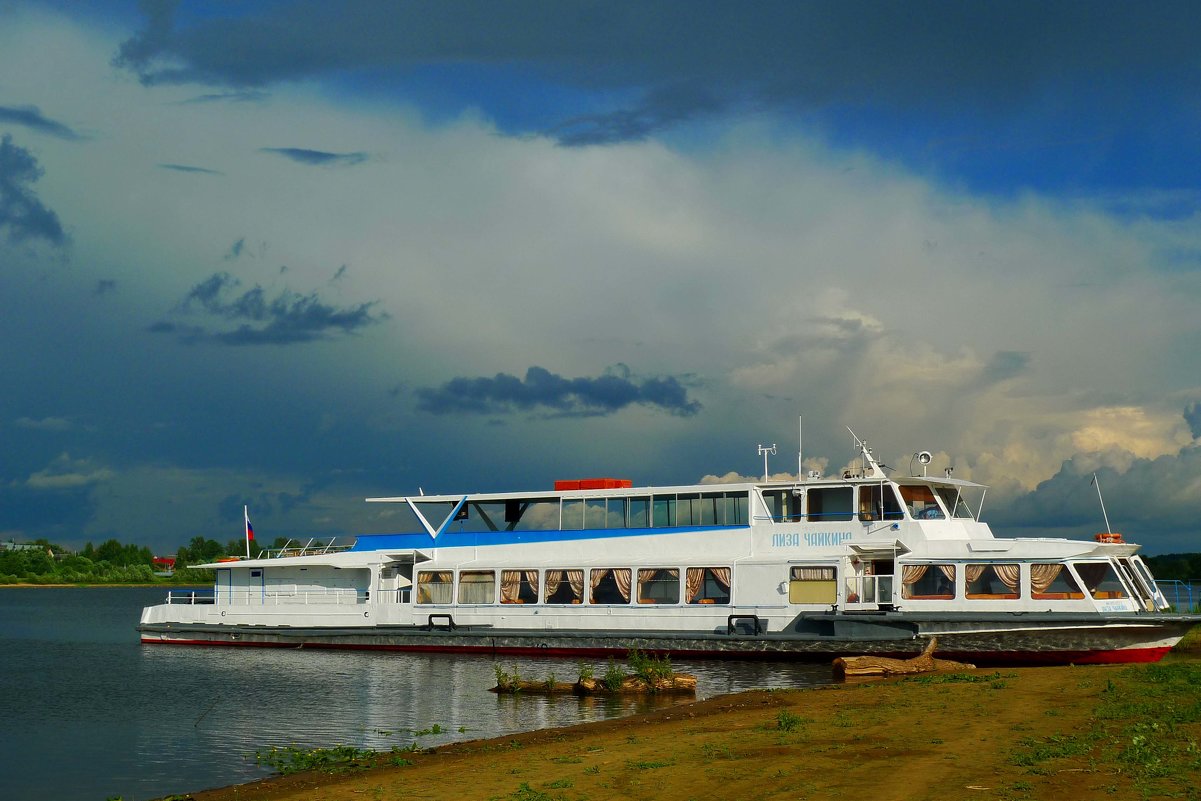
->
xmin=138 ymin=614 xmax=1197 ymax=666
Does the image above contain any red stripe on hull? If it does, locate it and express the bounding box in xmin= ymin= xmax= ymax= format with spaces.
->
xmin=140 ymin=637 xmax=1175 ymax=665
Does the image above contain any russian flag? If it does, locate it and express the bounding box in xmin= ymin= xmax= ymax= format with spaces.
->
xmin=245 ymin=508 xmax=254 ymax=541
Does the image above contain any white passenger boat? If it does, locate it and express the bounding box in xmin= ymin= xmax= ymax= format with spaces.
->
xmin=139 ymin=435 xmax=1198 ymax=665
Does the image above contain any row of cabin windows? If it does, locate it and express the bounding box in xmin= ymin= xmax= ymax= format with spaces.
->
xmin=415 ymin=567 xmax=732 ymax=606
xmin=763 ymin=484 xmax=973 ymax=523
xmin=439 ymin=492 xmax=750 ymax=534
xmin=898 ymin=562 xmax=1130 ymax=601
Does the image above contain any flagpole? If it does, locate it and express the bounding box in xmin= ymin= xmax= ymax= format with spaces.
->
xmin=244 ymin=505 xmax=251 ymax=559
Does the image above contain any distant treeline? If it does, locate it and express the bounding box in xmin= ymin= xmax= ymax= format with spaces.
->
xmin=4 ymin=536 xmax=1200 ymax=586
xmin=0 ymin=535 xmax=289 ymax=585
xmin=1144 ymin=554 xmax=1201 ymax=583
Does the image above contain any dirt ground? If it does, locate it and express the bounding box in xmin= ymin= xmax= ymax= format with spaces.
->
xmin=174 ymin=632 xmax=1201 ymax=801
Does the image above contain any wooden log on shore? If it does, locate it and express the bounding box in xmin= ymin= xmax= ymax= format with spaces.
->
xmin=574 ymin=674 xmax=697 ymax=696
xmin=491 ymin=673 xmax=697 ymax=696
xmin=832 ymin=638 xmax=975 ymax=680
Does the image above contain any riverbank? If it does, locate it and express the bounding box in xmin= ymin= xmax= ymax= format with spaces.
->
xmin=172 ymin=637 xmax=1201 ymax=801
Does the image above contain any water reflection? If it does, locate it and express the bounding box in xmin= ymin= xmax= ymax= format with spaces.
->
xmin=0 ymin=588 xmax=832 ymax=801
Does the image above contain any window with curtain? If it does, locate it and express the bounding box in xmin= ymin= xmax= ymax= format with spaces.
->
xmin=900 ymin=564 xmax=956 ymax=599
xmin=500 ymin=570 xmax=539 ymax=604
xmin=1073 ymin=562 xmax=1129 ymax=600
xmin=637 ymin=568 xmax=680 ymax=604
xmin=415 ymin=571 xmax=453 ymax=604
xmin=589 ymin=568 xmax=632 ymax=604
xmin=543 ymin=569 xmax=584 ymax=604
xmin=685 ymin=567 xmax=731 ymax=604
xmin=1030 ymin=564 xmax=1085 ymax=600
xmin=457 ymin=570 xmax=495 ymax=604
xmin=965 ymin=564 xmax=1020 ymax=599
xmin=789 ymin=565 xmax=837 ymax=604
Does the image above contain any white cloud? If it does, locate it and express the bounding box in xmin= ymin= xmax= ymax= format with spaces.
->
xmin=25 ymin=453 xmax=113 ymax=489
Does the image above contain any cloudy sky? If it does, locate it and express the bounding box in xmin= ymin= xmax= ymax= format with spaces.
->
xmin=3 ymin=1 xmax=1201 ymax=555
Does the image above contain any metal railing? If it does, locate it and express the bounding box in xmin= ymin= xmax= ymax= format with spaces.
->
xmin=256 ymin=537 xmax=355 ymax=559
xmin=166 ymin=588 xmax=366 ymax=606
xmin=1156 ymin=580 xmax=1199 ymax=612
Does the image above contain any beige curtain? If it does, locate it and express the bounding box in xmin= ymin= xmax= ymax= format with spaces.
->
xmin=500 ymin=570 xmax=521 ymax=603
xmin=1030 ymin=564 xmax=1062 ymax=593
xmin=686 ymin=568 xmax=705 ymax=602
xmin=523 ymin=570 xmax=539 ymax=597
xmin=590 ymin=569 xmax=606 ymax=594
xmin=567 ymin=569 xmax=584 ymax=600
xmin=711 ymin=567 xmax=731 ymax=590
xmin=937 ymin=564 xmax=955 ymax=583
xmin=792 ymin=567 xmax=834 ymax=581
xmin=965 ymin=565 xmax=986 ymax=584
xmin=543 ymin=570 xmax=561 ymax=600
xmin=614 ymin=569 xmax=632 ymax=602
xmin=902 ymin=565 xmax=928 ymax=585
xmin=994 ymin=564 xmax=1021 ymax=593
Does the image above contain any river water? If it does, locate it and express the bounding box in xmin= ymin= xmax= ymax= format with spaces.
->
xmin=0 ymin=586 xmax=833 ymax=801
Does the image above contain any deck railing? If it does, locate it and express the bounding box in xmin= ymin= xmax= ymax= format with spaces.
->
xmin=1156 ymin=580 xmax=1199 ymax=612
xmin=256 ymin=537 xmax=354 ymax=559
xmin=165 ymin=588 xmax=366 ymax=606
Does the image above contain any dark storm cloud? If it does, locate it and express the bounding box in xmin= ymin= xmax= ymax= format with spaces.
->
xmin=158 ymin=162 xmax=222 ymax=175
xmin=415 ymin=365 xmax=701 ymax=417
xmin=0 ymin=104 xmax=84 ymax=140
xmin=150 ymin=271 xmax=386 ymax=345
xmin=990 ymin=445 xmax=1201 ymax=553
xmin=260 ymin=147 xmax=368 ymax=167
xmin=113 ymin=1 xmax=1201 ymax=145
xmin=0 ymin=134 xmax=67 ymax=247
xmin=1184 ymin=402 xmax=1201 ymax=440
xmin=179 ymin=90 xmax=270 ymax=104
xmin=92 ymin=279 xmax=117 ymax=296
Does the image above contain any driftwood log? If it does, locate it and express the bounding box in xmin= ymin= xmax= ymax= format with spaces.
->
xmin=491 ymin=673 xmax=697 ymax=696
xmin=832 ymin=637 xmax=975 ymax=680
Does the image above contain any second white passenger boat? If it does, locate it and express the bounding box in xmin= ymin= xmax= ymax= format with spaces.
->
xmin=139 ymin=434 xmax=1198 ymax=665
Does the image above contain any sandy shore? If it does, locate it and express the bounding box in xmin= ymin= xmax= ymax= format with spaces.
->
xmin=172 ymin=636 xmax=1200 ymax=801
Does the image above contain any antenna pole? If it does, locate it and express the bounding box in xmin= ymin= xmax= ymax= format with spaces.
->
xmin=1092 ymin=473 xmax=1113 ymax=534
xmin=797 ymin=416 xmax=803 ymax=479
xmin=758 ymin=443 xmax=777 ymax=481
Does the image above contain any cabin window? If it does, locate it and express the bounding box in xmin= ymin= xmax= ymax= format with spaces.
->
xmin=628 ymin=497 xmax=650 ymax=527
xmin=561 ymin=499 xmax=585 ymax=530
xmin=807 ymin=487 xmax=853 ymax=521
xmin=685 ymin=567 xmax=731 ymax=604
xmin=637 ymin=568 xmax=680 ymax=604
xmin=965 ymin=564 xmax=1020 ymax=599
xmin=416 ymin=571 xmax=453 ymax=604
xmin=653 ymin=496 xmax=676 ymax=527
xmin=789 ymin=566 xmax=837 ymax=604
xmin=1030 ymin=564 xmax=1085 ymax=600
xmin=901 ymin=564 xmax=956 ymax=599
xmin=543 ymin=569 xmax=584 ymax=604
xmin=607 ymin=498 xmax=628 ymax=528
xmin=935 ymin=487 xmax=975 ymax=519
xmin=457 ymin=570 xmax=495 ymax=604
xmin=858 ymin=484 xmax=904 ymax=521
xmin=761 ymin=490 xmax=800 ymax=522
xmin=898 ymin=486 xmax=944 ymax=519
xmin=500 ymin=570 xmax=539 ymax=604
xmin=722 ymin=493 xmax=748 ymax=525
xmin=589 ymin=568 xmax=632 ymax=604
xmin=1073 ymin=562 xmax=1129 ymax=600
xmin=583 ymin=498 xmax=607 ymax=529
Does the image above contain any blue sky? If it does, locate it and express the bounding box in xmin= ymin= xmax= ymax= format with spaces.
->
xmin=2 ymin=0 xmax=1201 ymax=555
